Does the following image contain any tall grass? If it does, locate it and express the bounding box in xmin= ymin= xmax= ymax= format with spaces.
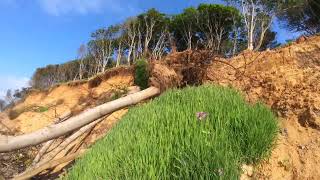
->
xmin=66 ymin=85 xmax=278 ymax=179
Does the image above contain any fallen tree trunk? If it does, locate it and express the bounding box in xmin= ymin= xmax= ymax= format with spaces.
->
xmin=37 ymin=117 xmax=105 ymax=165
xmin=32 ymin=111 xmax=72 ymax=165
xmin=0 ymin=87 xmax=160 ymax=152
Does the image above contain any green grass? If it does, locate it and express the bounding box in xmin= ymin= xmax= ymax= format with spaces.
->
xmin=66 ymin=85 xmax=278 ymax=180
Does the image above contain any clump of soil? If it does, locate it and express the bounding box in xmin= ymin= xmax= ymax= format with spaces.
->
xmin=150 ymin=50 xmax=214 ymax=91
xmin=206 ymin=35 xmax=320 ymax=179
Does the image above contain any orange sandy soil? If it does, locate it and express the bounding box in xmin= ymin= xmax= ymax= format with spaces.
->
xmin=9 ymin=72 xmax=133 ymax=133
xmin=206 ymin=35 xmax=320 ymax=179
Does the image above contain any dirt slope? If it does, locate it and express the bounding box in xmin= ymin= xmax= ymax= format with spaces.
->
xmin=0 ymin=67 xmax=134 ymax=178
xmin=10 ymin=67 xmax=133 ymax=133
xmin=206 ymin=35 xmax=320 ymax=179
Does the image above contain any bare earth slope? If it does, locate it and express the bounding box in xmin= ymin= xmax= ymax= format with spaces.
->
xmin=206 ymin=35 xmax=320 ymax=179
xmin=0 ymin=67 xmax=134 ymax=178
xmin=11 ymin=67 xmax=133 ymax=133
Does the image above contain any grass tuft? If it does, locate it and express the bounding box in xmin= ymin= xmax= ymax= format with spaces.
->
xmin=66 ymin=85 xmax=278 ymax=179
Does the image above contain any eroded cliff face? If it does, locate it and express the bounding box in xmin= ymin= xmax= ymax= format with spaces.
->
xmin=206 ymin=35 xmax=320 ymax=179
xmin=1 ymin=35 xmax=320 ymax=179
xmin=0 ymin=67 xmax=134 ymax=178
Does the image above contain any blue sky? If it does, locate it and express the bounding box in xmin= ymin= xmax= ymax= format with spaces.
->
xmin=0 ymin=0 xmax=299 ymax=97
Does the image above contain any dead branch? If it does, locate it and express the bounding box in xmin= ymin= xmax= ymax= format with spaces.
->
xmin=14 ymin=150 xmax=86 ymax=180
xmin=32 ymin=111 xmax=72 ymax=165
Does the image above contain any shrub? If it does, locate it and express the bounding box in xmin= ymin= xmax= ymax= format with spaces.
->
xmin=35 ymin=106 xmax=49 ymax=113
xmin=134 ymin=59 xmax=149 ymax=90
xmin=66 ymin=85 xmax=278 ymax=179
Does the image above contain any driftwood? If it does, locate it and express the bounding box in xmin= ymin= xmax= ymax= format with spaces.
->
xmin=51 ymin=130 xmax=90 ymax=174
xmin=37 ymin=117 xmax=105 ymax=166
xmin=14 ymin=150 xmax=86 ymax=180
xmin=18 ymin=117 xmax=105 ymax=179
xmin=32 ymin=111 xmax=72 ymax=165
xmin=0 ymin=87 xmax=160 ymax=152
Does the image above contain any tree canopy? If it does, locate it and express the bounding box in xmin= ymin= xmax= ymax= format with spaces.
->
xmin=278 ymin=0 xmax=320 ymax=35
xmin=30 ymin=2 xmax=314 ymax=90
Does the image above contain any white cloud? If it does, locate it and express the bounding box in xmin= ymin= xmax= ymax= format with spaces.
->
xmin=38 ymin=0 xmax=126 ymax=16
xmin=0 ymin=76 xmax=29 ymax=99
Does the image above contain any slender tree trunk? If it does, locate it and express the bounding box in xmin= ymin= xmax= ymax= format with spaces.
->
xmin=116 ymin=41 xmax=122 ymax=67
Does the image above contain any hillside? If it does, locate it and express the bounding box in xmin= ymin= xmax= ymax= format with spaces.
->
xmin=1 ymin=35 xmax=320 ymax=179
xmin=205 ymin=35 xmax=320 ymax=179
xmin=0 ymin=67 xmax=134 ymax=178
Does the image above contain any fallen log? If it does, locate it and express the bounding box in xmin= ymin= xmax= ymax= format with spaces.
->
xmin=19 ymin=117 xmax=105 ymax=178
xmin=0 ymin=87 xmax=160 ymax=152
xmin=37 ymin=117 xmax=105 ymax=166
xmin=32 ymin=111 xmax=72 ymax=165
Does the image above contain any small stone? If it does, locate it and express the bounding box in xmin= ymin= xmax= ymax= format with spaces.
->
xmin=217 ymin=168 xmax=224 ymax=176
xmin=298 ymin=145 xmax=306 ymax=150
xmin=281 ymin=128 xmax=288 ymax=137
xmin=242 ymin=164 xmax=253 ymax=177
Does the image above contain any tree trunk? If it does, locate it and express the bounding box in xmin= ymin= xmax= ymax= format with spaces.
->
xmin=0 ymin=87 xmax=160 ymax=152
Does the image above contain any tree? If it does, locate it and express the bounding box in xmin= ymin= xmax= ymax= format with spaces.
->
xmin=0 ymin=99 xmax=6 ymax=112
xmin=77 ymin=44 xmax=87 ymax=80
xmin=278 ymin=0 xmax=320 ymax=35
xmin=196 ymin=4 xmax=240 ymax=53
xmin=123 ymin=17 xmax=139 ymax=65
xmin=225 ymin=0 xmax=278 ymax=51
xmin=89 ymin=27 xmax=116 ymax=73
xmin=171 ymin=7 xmax=198 ymax=50
xmin=137 ymin=8 xmax=167 ymax=57
xmin=5 ymin=89 xmax=13 ymax=104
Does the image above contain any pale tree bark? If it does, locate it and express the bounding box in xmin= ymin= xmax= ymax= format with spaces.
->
xmin=32 ymin=111 xmax=72 ymax=165
xmin=101 ymin=40 xmax=113 ymax=72
xmin=152 ymin=31 xmax=167 ymax=60
xmin=77 ymin=44 xmax=87 ymax=80
xmin=125 ymin=18 xmax=138 ymax=65
xmin=180 ymin=19 xmax=193 ymax=50
xmin=0 ymin=87 xmax=160 ymax=152
xmin=254 ymin=16 xmax=273 ymax=51
xmin=143 ymin=16 xmax=156 ymax=56
xmin=242 ymin=0 xmax=257 ymax=51
xmin=28 ymin=117 xmax=105 ymax=173
xmin=137 ymin=24 xmax=143 ymax=59
xmin=116 ymin=40 xmax=123 ymax=67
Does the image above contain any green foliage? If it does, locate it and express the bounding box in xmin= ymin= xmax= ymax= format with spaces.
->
xmin=278 ymin=0 xmax=320 ymax=35
xmin=66 ymin=85 xmax=278 ymax=179
xmin=111 ymin=87 xmax=129 ymax=101
xmin=35 ymin=106 xmax=49 ymax=113
xmin=134 ymin=59 xmax=149 ymax=90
